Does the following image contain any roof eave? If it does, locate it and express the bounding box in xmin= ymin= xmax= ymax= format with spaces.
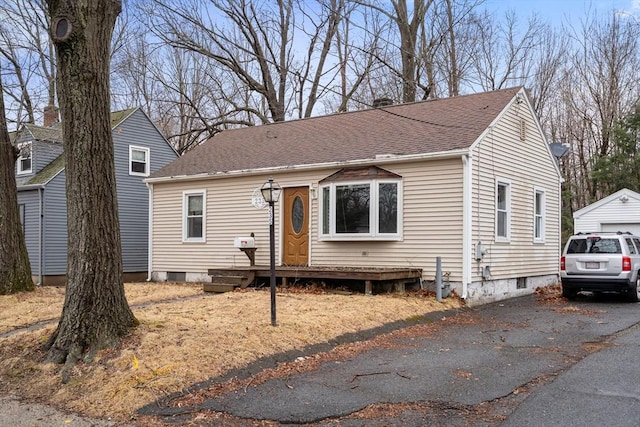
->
xmin=145 ymin=148 xmax=470 ymax=185
xmin=17 ymin=183 xmax=45 ymax=191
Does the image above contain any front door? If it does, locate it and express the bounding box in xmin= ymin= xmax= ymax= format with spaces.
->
xmin=282 ymin=187 xmax=309 ymax=266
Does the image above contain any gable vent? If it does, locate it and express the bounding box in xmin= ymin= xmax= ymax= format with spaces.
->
xmin=519 ymin=119 xmax=526 ymax=141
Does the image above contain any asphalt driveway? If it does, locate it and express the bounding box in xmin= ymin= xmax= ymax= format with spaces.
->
xmin=3 ymin=291 xmax=638 ymax=426
xmin=140 ymin=292 xmax=640 ymax=426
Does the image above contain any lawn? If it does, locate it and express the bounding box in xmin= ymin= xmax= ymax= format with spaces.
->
xmin=0 ymin=282 xmax=462 ymax=423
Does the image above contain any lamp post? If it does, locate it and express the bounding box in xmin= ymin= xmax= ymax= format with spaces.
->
xmin=261 ymin=177 xmax=282 ymax=326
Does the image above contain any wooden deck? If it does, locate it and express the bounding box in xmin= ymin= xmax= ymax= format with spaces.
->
xmin=206 ymin=266 xmax=423 ymax=294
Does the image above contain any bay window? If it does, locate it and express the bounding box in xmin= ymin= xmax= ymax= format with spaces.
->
xmin=320 ymin=177 xmax=401 ymax=240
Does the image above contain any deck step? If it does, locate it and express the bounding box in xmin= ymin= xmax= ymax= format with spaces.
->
xmin=203 ymin=283 xmax=237 ymax=293
xmin=208 ymin=271 xmax=256 ymax=288
xmin=210 ymin=275 xmax=246 ymax=285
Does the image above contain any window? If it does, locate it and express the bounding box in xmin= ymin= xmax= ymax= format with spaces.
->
xmin=17 ymin=142 xmax=32 ymax=174
xmin=625 ymin=238 xmax=637 ymax=254
xmin=320 ymin=179 xmax=401 ymax=240
xmin=496 ymin=180 xmax=510 ymax=241
xmin=129 ymin=146 xmax=149 ymax=176
xmin=534 ymin=189 xmax=545 ymax=242
xmin=183 ymin=190 xmax=206 ymax=242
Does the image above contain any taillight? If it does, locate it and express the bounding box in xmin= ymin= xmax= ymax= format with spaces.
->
xmin=622 ymin=256 xmax=632 ymax=271
xmin=560 ymin=256 xmax=565 ymax=271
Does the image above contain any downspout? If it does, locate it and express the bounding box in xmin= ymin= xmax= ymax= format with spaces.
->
xmin=462 ymin=153 xmax=472 ymax=300
xmin=146 ymin=182 xmax=153 ymax=281
xmin=38 ymin=187 xmax=43 ymax=286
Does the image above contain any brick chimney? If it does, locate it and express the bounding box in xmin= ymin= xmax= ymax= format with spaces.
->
xmin=43 ymin=104 xmax=59 ymax=127
xmin=373 ymin=97 xmax=393 ymax=108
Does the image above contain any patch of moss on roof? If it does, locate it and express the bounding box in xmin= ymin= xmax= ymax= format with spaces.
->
xmin=110 ymin=108 xmax=137 ymax=128
xmin=26 ymin=154 xmax=65 ymax=185
xmin=18 ymin=108 xmax=137 ymax=144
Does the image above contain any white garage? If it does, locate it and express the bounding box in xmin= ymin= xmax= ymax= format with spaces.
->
xmin=573 ymin=188 xmax=640 ymax=236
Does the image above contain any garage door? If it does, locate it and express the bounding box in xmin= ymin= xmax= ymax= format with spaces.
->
xmin=601 ymin=223 xmax=640 ymax=236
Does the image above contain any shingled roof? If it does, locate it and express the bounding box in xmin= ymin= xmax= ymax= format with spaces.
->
xmin=16 ymin=108 xmax=140 ymax=189
xmin=21 ymin=123 xmax=63 ymax=143
xmin=150 ymin=87 xmax=523 ymax=180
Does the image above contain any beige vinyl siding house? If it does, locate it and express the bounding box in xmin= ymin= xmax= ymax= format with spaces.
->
xmin=469 ymin=95 xmax=562 ymax=301
xmin=147 ymin=87 xmax=562 ymax=305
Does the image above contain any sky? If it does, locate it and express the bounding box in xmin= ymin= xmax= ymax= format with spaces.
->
xmin=485 ymin=0 xmax=640 ymax=27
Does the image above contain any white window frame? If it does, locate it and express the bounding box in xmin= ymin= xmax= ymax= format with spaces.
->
xmin=129 ymin=145 xmax=150 ymax=176
xmin=319 ymin=179 xmax=402 ymax=241
xmin=17 ymin=142 xmax=32 ymax=175
xmin=495 ymin=179 xmax=511 ymax=242
xmin=182 ymin=190 xmax=206 ymax=243
xmin=533 ymin=187 xmax=545 ymax=243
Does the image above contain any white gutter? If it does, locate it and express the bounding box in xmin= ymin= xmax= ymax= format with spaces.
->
xmin=462 ymin=153 xmax=472 ymax=300
xmin=17 ymin=183 xmax=45 ymax=191
xmin=146 ymin=182 xmax=153 ymax=281
xmin=144 ymin=149 xmax=470 ymax=185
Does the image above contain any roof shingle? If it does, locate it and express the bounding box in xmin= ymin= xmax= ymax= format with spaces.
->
xmin=150 ymin=87 xmax=522 ymax=179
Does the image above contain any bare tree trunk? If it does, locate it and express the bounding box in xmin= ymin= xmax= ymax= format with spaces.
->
xmin=43 ymin=0 xmax=137 ymax=382
xmin=0 ymin=71 xmax=33 ymax=295
xmin=392 ymin=0 xmax=431 ymax=103
xmin=444 ymin=0 xmax=459 ymax=96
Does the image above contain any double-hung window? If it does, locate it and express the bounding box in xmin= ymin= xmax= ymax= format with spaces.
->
xmin=534 ymin=188 xmax=545 ymax=242
xmin=129 ymin=146 xmax=150 ymax=176
xmin=320 ymin=169 xmax=402 ymax=240
xmin=496 ymin=179 xmax=511 ymax=241
xmin=183 ymin=190 xmax=206 ymax=242
xmin=17 ymin=142 xmax=32 ymax=174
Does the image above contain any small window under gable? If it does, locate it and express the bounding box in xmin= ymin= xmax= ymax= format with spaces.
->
xmin=319 ymin=166 xmax=402 ymax=241
xmin=17 ymin=142 xmax=32 ymax=175
xmin=129 ymin=145 xmax=150 ymax=176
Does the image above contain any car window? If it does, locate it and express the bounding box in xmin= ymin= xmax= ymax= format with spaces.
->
xmin=633 ymin=238 xmax=640 ymax=253
xmin=567 ymin=237 xmax=621 ymax=254
xmin=626 ymin=238 xmax=637 ymax=254
xmin=566 ymin=239 xmax=587 ymax=254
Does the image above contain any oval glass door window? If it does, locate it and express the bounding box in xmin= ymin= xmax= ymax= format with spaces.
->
xmin=292 ymin=196 xmax=304 ymax=234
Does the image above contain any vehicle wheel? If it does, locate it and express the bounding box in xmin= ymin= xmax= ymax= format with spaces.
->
xmin=628 ymin=276 xmax=640 ymax=303
xmin=562 ymin=285 xmax=577 ymax=300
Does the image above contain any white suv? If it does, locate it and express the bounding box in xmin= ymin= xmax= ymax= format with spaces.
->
xmin=560 ymin=232 xmax=640 ymax=301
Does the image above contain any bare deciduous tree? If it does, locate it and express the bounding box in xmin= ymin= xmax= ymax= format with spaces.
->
xmin=561 ymin=10 xmax=640 ymax=205
xmin=0 ymin=70 xmax=33 ymax=295
xmin=468 ymin=10 xmax=546 ymax=91
xmin=43 ymin=0 xmax=138 ymax=382
xmin=145 ymin=0 xmax=346 ymax=125
xmin=0 ymin=0 xmax=55 ymax=127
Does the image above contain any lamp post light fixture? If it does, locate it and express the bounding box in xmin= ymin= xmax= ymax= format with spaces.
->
xmin=261 ymin=177 xmax=282 ymax=326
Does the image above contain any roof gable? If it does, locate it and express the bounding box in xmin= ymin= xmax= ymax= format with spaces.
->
xmin=150 ymin=87 xmax=523 ymax=180
xmin=320 ymin=166 xmax=402 ymax=182
xmin=17 ymin=108 xmax=140 ymax=144
xmin=25 ymin=154 xmax=65 ymax=186
xmin=574 ymin=188 xmax=640 ymax=219
xmin=20 ymin=123 xmax=63 ymax=143
xmin=110 ymin=108 xmax=137 ymax=128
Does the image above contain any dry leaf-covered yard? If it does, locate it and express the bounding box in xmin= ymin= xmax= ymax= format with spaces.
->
xmin=0 ymin=282 xmax=462 ymax=423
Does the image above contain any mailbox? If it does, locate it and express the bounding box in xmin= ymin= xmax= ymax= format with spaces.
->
xmin=234 ymin=237 xmax=256 ymax=248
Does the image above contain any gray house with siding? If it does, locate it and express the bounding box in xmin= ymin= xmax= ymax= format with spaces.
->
xmin=15 ymin=108 xmax=178 ymax=285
